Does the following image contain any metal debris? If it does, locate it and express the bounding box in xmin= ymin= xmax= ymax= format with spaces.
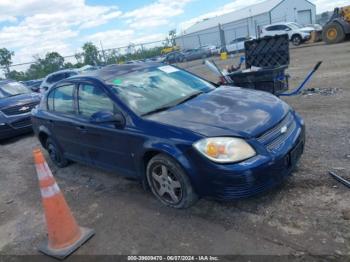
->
xmin=329 ymin=171 xmax=350 ymax=188
xmin=302 ymin=87 xmax=341 ymax=96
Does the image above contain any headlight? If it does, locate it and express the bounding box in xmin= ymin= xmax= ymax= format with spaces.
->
xmin=193 ymin=137 xmax=256 ymax=163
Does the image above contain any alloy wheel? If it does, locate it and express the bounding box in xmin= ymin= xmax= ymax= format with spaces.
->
xmin=150 ymin=164 xmax=183 ymax=204
xmin=48 ymin=143 xmax=60 ymax=164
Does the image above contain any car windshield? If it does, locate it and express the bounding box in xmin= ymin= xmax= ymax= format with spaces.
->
xmin=109 ymin=65 xmax=215 ymax=116
xmin=0 ymin=81 xmax=30 ymax=98
xmin=288 ymin=23 xmax=303 ymax=29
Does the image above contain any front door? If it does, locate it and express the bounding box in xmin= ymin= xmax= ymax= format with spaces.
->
xmin=74 ymin=83 xmax=137 ymax=177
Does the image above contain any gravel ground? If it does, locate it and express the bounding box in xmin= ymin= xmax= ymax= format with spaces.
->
xmin=0 ymin=42 xmax=349 ymax=259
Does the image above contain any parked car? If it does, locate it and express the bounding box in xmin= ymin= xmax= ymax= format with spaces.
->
xmin=22 ymin=79 xmax=43 ymax=93
xmin=77 ymin=65 xmax=101 ymax=73
xmin=261 ymin=22 xmax=314 ymax=45
xmin=40 ymin=69 xmax=79 ymax=93
xmin=200 ymin=44 xmax=221 ymax=55
xmin=0 ymin=80 xmax=41 ymax=140
xmin=225 ymin=36 xmax=255 ymax=53
xmin=164 ymin=51 xmax=185 ymax=64
xmin=182 ymin=48 xmax=210 ymax=61
xmin=32 ymin=63 xmax=305 ymax=208
xmin=305 ymin=24 xmax=323 ymax=31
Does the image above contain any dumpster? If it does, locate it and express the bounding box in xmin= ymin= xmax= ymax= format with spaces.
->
xmin=228 ymin=65 xmax=288 ymax=95
xmin=226 ymin=35 xmax=290 ymax=95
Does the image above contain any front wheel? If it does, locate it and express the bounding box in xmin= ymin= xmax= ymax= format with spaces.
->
xmin=323 ymin=22 xmax=345 ymax=44
xmin=146 ymin=154 xmax=198 ymax=208
xmin=291 ymin=35 xmax=302 ymax=46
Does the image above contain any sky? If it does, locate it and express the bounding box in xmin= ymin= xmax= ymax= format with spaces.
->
xmin=0 ymin=0 xmax=347 ymax=72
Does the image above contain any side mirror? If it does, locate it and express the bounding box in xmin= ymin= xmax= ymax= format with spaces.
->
xmin=285 ymin=28 xmax=291 ymax=31
xmin=90 ymin=110 xmax=125 ymax=127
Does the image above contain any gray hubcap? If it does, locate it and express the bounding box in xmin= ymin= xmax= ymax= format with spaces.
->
xmin=151 ymin=164 xmax=182 ymax=204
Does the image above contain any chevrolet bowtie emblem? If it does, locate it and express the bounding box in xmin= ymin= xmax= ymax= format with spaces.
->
xmin=19 ymin=106 xmax=30 ymax=112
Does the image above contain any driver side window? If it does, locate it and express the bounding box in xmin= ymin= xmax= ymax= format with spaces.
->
xmin=77 ymin=84 xmax=114 ymax=118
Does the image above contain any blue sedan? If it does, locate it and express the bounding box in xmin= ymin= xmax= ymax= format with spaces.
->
xmin=0 ymin=80 xmax=41 ymax=140
xmin=31 ymin=63 xmax=305 ymax=208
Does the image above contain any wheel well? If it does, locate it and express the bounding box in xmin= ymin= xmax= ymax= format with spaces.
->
xmin=38 ymin=132 xmax=49 ymax=148
xmin=291 ymin=34 xmax=301 ymax=39
xmin=143 ymin=150 xmax=161 ymax=170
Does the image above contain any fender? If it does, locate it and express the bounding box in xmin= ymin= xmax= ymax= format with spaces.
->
xmin=37 ymin=125 xmax=62 ymax=152
xmin=333 ymin=18 xmax=350 ymax=34
xmin=135 ymin=140 xmax=198 ymax=187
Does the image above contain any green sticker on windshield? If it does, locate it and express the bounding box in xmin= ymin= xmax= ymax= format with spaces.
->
xmin=113 ymin=79 xmax=122 ymax=85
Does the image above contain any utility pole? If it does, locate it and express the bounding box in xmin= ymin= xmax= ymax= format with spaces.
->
xmin=100 ymin=41 xmax=107 ymax=64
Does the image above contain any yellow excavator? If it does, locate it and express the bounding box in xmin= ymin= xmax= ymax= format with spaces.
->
xmin=323 ymin=5 xmax=350 ymax=44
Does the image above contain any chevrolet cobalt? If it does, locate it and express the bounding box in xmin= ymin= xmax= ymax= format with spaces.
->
xmin=32 ymin=63 xmax=304 ymax=208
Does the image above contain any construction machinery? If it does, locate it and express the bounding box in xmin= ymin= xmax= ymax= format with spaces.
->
xmin=323 ymin=5 xmax=350 ymax=44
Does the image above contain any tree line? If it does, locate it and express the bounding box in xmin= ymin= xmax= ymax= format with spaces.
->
xmin=0 ymin=30 xmax=177 ymax=81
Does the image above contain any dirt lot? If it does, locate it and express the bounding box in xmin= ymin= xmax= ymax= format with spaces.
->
xmin=0 ymin=42 xmax=349 ymax=259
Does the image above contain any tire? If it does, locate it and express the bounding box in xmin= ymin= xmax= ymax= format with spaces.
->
xmin=146 ymin=154 xmax=198 ymax=209
xmin=45 ymin=138 xmax=69 ymax=168
xmin=323 ymin=22 xmax=345 ymax=44
xmin=291 ymin=35 xmax=302 ymax=46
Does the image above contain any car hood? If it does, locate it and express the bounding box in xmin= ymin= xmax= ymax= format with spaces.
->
xmin=145 ymin=87 xmax=290 ymax=138
xmin=0 ymin=93 xmax=41 ymax=110
xmin=300 ymin=27 xmax=314 ymax=33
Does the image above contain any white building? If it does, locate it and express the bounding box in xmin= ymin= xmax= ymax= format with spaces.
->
xmin=176 ymin=0 xmax=316 ymax=49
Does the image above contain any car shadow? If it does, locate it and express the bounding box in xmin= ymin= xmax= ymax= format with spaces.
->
xmin=0 ymin=132 xmax=34 ymax=146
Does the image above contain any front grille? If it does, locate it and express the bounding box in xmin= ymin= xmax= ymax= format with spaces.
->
xmin=257 ymin=112 xmax=297 ymax=152
xmin=1 ymin=101 xmax=39 ymax=116
xmin=11 ymin=118 xmax=32 ymax=129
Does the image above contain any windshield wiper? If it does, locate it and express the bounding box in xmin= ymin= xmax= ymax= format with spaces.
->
xmin=141 ymin=91 xmax=204 ymax=117
xmin=6 ymin=94 xmax=22 ymax=98
xmin=141 ymin=105 xmax=174 ymax=117
xmin=174 ymin=91 xmax=204 ymax=106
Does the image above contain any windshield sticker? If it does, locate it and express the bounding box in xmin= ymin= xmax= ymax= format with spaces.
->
xmin=113 ymin=79 xmax=123 ymax=85
xmin=158 ymin=65 xmax=179 ymax=74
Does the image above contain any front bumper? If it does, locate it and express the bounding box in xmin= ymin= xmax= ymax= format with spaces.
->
xmin=302 ymin=33 xmax=311 ymax=41
xmin=186 ymin=113 xmax=305 ymax=200
xmin=0 ymin=115 xmax=33 ymax=139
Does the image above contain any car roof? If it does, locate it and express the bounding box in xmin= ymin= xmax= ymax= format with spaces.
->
xmin=0 ymin=79 xmax=16 ymax=86
xmin=45 ymin=69 xmax=78 ymax=78
xmin=73 ymin=62 xmax=164 ymax=85
xmin=264 ymin=22 xmax=289 ymax=27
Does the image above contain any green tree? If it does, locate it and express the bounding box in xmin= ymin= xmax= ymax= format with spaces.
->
xmin=25 ymin=52 xmax=65 ymax=80
xmin=165 ymin=29 xmax=177 ymax=47
xmin=105 ymin=49 xmax=120 ymax=65
xmin=82 ymin=42 xmax=101 ymax=65
xmin=7 ymin=70 xmax=26 ymax=81
xmin=0 ymin=48 xmax=14 ymax=77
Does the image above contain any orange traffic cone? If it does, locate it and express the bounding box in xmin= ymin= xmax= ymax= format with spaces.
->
xmin=33 ymin=148 xmax=94 ymax=259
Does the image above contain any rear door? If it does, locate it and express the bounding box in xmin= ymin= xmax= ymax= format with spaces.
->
xmin=46 ymin=83 xmax=84 ymax=160
xmin=74 ymin=82 xmax=136 ymax=176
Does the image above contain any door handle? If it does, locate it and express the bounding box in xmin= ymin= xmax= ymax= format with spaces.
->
xmin=76 ymin=125 xmax=87 ymax=133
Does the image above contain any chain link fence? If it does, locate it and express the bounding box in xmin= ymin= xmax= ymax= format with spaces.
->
xmin=3 ymin=15 xmax=292 ymax=76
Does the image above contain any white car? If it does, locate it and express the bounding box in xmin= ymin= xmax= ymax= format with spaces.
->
xmin=225 ymin=36 xmax=255 ymax=53
xmin=260 ymin=22 xmax=314 ymax=46
xmin=200 ymin=45 xmax=220 ymax=55
xmin=39 ymin=69 xmax=79 ymax=93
